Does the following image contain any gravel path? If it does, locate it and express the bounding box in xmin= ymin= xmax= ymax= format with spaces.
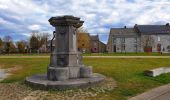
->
xmin=0 ymin=83 xmax=32 ymax=100
xmin=0 ymin=78 xmax=116 ymax=100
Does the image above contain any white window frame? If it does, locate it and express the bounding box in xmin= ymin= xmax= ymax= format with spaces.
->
xmin=168 ymin=37 xmax=170 ymax=42
xmin=158 ymin=36 xmax=160 ymax=42
xmin=121 ymin=37 xmax=125 ymax=43
xmin=134 ymin=38 xmax=137 ymax=43
xmin=113 ymin=38 xmax=116 ymax=44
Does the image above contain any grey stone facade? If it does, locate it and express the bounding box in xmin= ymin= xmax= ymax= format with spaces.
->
xmin=107 ymin=28 xmax=141 ymax=53
xmin=142 ymin=35 xmax=170 ymax=52
xmin=107 ymin=24 xmax=170 ymax=53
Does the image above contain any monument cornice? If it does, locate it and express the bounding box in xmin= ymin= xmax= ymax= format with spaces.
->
xmin=49 ymin=15 xmax=84 ymax=27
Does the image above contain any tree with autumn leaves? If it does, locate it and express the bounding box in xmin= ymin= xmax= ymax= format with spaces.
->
xmin=16 ymin=40 xmax=26 ymax=53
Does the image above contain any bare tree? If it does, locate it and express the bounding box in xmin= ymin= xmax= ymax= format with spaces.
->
xmin=3 ymin=36 xmax=16 ymax=54
xmin=0 ymin=38 xmax=3 ymax=53
xmin=9 ymin=42 xmax=16 ymax=53
xmin=29 ymin=32 xmax=50 ymax=53
xmin=141 ymin=35 xmax=155 ymax=52
xmin=39 ymin=32 xmax=50 ymax=53
xmin=77 ymin=26 xmax=88 ymax=33
xmin=3 ymin=36 xmax=12 ymax=43
xmin=29 ymin=32 xmax=39 ymax=53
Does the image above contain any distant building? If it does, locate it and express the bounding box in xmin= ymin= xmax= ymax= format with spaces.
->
xmin=107 ymin=27 xmax=140 ymax=53
xmin=107 ymin=23 xmax=170 ymax=53
xmin=77 ymin=33 xmax=106 ymax=53
xmin=90 ymin=35 xmax=106 ymax=53
xmin=90 ymin=35 xmax=99 ymax=53
xmin=99 ymin=41 xmax=107 ymax=53
xmin=77 ymin=33 xmax=91 ymax=53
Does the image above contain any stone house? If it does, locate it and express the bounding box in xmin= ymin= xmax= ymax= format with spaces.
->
xmin=107 ymin=27 xmax=140 ymax=53
xmin=99 ymin=41 xmax=107 ymax=53
xmin=107 ymin=23 xmax=170 ymax=53
xmin=90 ymin=35 xmax=99 ymax=53
xmin=91 ymin=35 xmax=106 ymax=53
xmin=77 ymin=33 xmax=106 ymax=53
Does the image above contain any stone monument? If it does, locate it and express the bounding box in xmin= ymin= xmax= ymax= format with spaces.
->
xmin=26 ymin=15 xmax=105 ymax=89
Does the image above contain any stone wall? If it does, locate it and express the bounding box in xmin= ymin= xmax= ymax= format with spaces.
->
xmin=107 ymin=34 xmax=170 ymax=53
xmin=141 ymin=35 xmax=170 ymax=52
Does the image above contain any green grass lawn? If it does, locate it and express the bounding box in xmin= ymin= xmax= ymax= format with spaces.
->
xmin=1 ymin=58 xmax=170 ymax=100
xmin=0 ymin=52 xmax=170 ymax=57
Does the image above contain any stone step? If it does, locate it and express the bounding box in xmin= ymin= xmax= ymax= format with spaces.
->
xmin=144 ymin=67 xmax=170 ymax=77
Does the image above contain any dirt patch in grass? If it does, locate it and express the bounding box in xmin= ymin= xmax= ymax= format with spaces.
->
xmin=0 ymin=65 xmax=23 ymax=82
xmin=0 ymin=64 xmax=5 ymax=69
xmin=5 ymin=66 xmax=22 ymax=73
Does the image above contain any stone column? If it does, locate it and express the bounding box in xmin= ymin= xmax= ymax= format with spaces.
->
xmin=47 ymin=15 xmax=92 ymax=81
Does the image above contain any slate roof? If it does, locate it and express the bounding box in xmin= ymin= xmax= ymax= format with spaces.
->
xmin=135 ymin=25 xmax=170 ymax=34
xmin=110 ymin=28 xmax=137 ymax=36
xmin=90 ymin=35 xmax=99 ymax=41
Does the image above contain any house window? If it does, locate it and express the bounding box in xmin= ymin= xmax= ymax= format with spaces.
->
xmin=134 ymin=38 xmax=137 ymax=43
xmin=94 ymin=42 xmax=97 ymax=46
xmin=158 ymin=36 xmax=160 ymax=41
xmin=167 ymin=46 xmax=170 ymax=50
xmin=121 ymin=44 xmax=125 ymax=51
xmin=167 ymin=46 xmax=170 ymax=52
xmin=113 ymin=38 xmax=116 ymax=44
xmin=134 ymin=44 xmax=137 ymax=52
xmin=168 ymin=38 xmax=170 ymax=42
xmin=121 ymin=37 xmax=125 ymax=43
xmin=134 ymin=44 xmax=137 ymax=48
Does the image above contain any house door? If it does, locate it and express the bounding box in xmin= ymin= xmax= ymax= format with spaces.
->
xmin=157 ymin=44 xmax=161 ymax=52
xmin=113 ymin=45 xmax=116 ymax=52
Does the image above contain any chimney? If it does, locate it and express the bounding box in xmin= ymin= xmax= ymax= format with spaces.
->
xmin=134 ymin=24 xmax=138 ymax=28
xmin=166 ymin=23 xmax=169 ymax=26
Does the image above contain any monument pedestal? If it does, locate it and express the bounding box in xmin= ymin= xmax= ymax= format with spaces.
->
xmin=47 ymin=67 xmax=69 ymax=81
xmin=25 ymin=15 xmax=105 ymax=89
xmin=47 ymin=65 xmax=93 ymax=81
xmin=26 ymin=73 xmax=105 ymax=89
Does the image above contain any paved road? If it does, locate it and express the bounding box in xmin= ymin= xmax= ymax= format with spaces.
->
xmin=84 ymin=56 xmax=170 ymax=58
xmin=0 ymin=56 xmax=170 ymax=58
xmin=154 ymin=91 xmax=170 ymax=100
xmin=129 ymin=83 xmax=170 ymax=100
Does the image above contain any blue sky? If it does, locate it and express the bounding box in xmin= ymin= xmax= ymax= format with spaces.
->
xmin=0 ymin=0 xmax=170 ymax=43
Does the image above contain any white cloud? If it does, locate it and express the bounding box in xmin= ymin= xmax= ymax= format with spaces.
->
xmin=28 ymin=24 xmax=41 ymax=31
xmin=0 ymin=0 xmax=170 ymax=41
xmin=0 ymin=18 xmax=7 ymax=24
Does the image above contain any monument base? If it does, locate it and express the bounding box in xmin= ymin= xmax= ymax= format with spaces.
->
xmin=47 ymin=66 xmax=93 ymax=81
xmin=25 ymin=73 xmax=105 ymax=89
